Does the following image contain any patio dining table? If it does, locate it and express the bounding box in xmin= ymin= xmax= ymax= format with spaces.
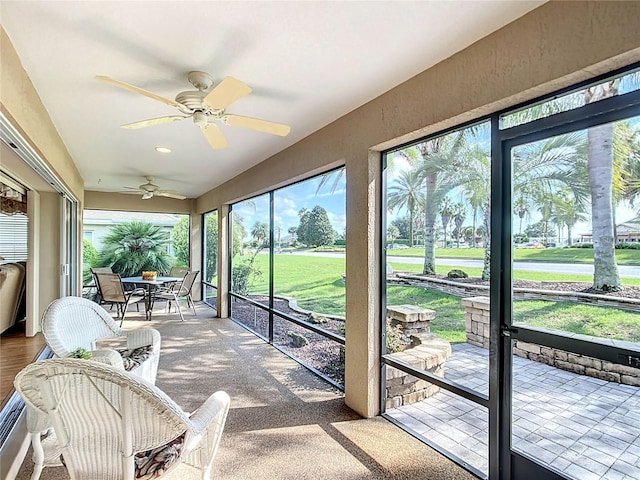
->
xmin=120 ymin=276 xmax=182 ymax=319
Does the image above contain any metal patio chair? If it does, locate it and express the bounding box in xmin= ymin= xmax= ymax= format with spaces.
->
xmin=152 ymin=270 xmax=199 ymax=321
xmin=93 ymin=272 xmax=148 ymax=323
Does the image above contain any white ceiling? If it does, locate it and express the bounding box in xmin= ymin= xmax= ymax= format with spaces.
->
xmin=1 ymin=1 xmax=544 ymax=199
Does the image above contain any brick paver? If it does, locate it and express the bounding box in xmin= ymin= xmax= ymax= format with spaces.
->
xmin=386 ymin=343 xmax=640 ymax=479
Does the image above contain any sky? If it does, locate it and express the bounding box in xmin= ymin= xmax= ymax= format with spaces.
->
xmin=233 ymin=172 xmax=347 ymax=241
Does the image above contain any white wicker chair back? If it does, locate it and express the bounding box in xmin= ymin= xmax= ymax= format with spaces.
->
xmin=15 ymin=358 xmax=230 ymax=480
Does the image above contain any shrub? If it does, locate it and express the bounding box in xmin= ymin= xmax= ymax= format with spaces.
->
xmin=615 ymin=242 xmax=640 ymax=249
xmin=231 ymin=261 xmax=262 ymax=296
xmin=447 ymin=269 xmax=469 ymax=279
xmin=570 ymin=243 xmax=593 ymax=248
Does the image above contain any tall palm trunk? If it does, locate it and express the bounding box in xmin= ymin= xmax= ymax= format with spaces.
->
xmin=482 ymin=202 xmax=491 ymax=280
xmin=585 ymin=80 xmax=621 ymax=290
xmin=423 ymin=173 xmax=437 ymax=274
xmin=588 ymin=122 xmax=620 ymax=290
xmin=409 ymin=210 xmax=414 ymax=247
xmin=472 ymin=208 xmax=477 ymax=247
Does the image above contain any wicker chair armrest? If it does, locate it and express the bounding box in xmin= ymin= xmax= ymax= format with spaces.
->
xmin=187 ymin=391 xmax=230 ymax=435
xmin=125 ymin=328 xmax=161 ymax=349
xmin=26 ymin=404 xmax=49 ymax=433
xmin=90 ymin=350 xmax=125 ymax=370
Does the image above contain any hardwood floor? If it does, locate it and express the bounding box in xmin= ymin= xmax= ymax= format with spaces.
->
xmin=0 ymin=321 xmax=45 ymax=409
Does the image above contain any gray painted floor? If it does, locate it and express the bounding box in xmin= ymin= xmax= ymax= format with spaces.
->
xmin=386 ymin=343 xmax=640 ymax=480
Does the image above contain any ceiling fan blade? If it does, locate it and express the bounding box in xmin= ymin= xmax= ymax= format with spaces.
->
xmin=96 ymin=75 xmax=182 ymax=107
xmin=201 ymin=123 xmax=229 ymax=149
xmin=222 ymin=114 xmax=291 ymax=136
xmin=121 ymin=115 xmax=188 ymax=130
xmin=203 ymin=77 xmax=252 ymax=110
xmin=157 ymin=191 xmax=187 ymax=200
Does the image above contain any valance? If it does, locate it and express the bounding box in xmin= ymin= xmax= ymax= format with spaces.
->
xmin=0 ymin=182 xmax=27 ymax=216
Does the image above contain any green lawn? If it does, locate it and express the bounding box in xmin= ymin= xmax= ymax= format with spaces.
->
xmin=237 ymin=253 xmax=640 ymax=344
xmin=387 ymin=261 xmax=640 ymax=286
xmin=387 ymin=246 xmax=640 ymax=265
xmin=248 ymin=254 xmax=347 ymax=315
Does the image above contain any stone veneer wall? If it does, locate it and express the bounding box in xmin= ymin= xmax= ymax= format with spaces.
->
xmin=385 ymin=305 xmax=451 ymax=409
xmin=461 ymin=296 xmax=640 ymax=386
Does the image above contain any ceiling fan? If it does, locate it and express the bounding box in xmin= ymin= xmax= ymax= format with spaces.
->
xmin=124 ymin=176 xmax=186 ymax=200
xmin=96 ymin=71 xmax=291 ymax=149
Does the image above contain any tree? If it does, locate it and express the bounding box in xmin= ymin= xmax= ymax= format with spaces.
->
xmin=251 ymin=221 xmax=269 ymax=247
xmin=551 ymin=189 xmax=587 ymax=246
xmin=82 ymin=238 xmax=99 ymax=284
xmin=98 ymin=221 xmax=172 ymax=277
xmin=460 ymin=141 xmax=491 ymax=279
xmin=390 ymin=216 xmax=411 ymax=240
xmin=205 ymin=214 xmax=220 ymax=282
xmin=514 ymin=195 xmax=530 ymax=241
xmin=452 ymin=202 xmax=466 ymax=247
xmin=584 ymin=80 xmax=621 ymax=290
xmin=387 ymin=169 xmax=424 ymax=247
xmin=525 ymin=221 xmax=556 ymax=240
xmin=387 ymin=225 xmax=400 ymax=243
xmin=439 ymin=196 xmax=454 ymax=247
xmin=296 ymin=208 xmax=311 ymax=246
xmin=172 ymin=216 xmax=190 ymax=266
xmin=398 ymin=128 xmax=471 ymax=274
xmin=297 ymin=205 xmax=336 ymax=247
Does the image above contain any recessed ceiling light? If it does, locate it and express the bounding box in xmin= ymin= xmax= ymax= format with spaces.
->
xmin=155 ymin=147 xmax=171 ymax=153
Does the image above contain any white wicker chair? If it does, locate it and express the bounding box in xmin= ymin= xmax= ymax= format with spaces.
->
xmin=41 ymin=296 xmax=161 ymax=384
xmin=15 ymin=358 xmax=230 ymax=480
xmin=28 ymin=296 xmax=163 ymax=478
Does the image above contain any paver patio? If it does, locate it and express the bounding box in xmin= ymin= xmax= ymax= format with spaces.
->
xmin=386 ymin=343 xmax=640 ymax=480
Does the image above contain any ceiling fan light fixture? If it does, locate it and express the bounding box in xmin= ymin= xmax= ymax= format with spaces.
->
xmin=193 ymin=111 xmax=208 ymax=128
xmin=155 ymin=146 xmax=171 ymax=153
xmin=98 ymin=72 xmax=290 ymax=148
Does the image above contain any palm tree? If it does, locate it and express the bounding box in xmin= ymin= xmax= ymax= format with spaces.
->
xmin=452 ymin=202 xmax=466 ymax=247
xmin=551 ymin=188 xmax=587 ymax=246
xmin=514 ymin=195 xmax=530 ymax=242
xmin=585 ymin=80 xmax=621 ymax=290
xmin=462 ymin=144 xmax=491 ymax=279
xmin=615 ymin=120 xmax=640 ymax=225
xmin=251 ymin=221 xmax=269 ymax=246
xmin=439 ymin=196 xmax=454 ymax=248
xmin=398 ymin=128 xmax=472 ymax=274
xmin=387 ymin=169 xmax=424 ymax=247
xmin=98 ymin=221 xmax=172 ymax=277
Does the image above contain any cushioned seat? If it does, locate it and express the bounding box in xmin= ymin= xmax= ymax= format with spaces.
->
xmin=0 ymin=261 xmax=26 ymax=333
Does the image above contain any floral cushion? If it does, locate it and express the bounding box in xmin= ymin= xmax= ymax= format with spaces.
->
xmin=117 ymin=345 xmax=154 ymax=371
xmin=134 ymin=432 xmax=185 ymax=479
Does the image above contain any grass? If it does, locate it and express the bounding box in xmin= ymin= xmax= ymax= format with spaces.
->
xmin=249 ymin=254 xmax=347 ymax=315
xmin=387 ymin=247 xmax=640 ymax=265
xmin=513 ymin=301 xmax=640 ymax=343
xmin=386 ymin=286 xmax=468 ymax=343
xmin=237 ymin=253 xmax=640 ymax=343
xmin=387 ymin=261 xmax=640 ymax=286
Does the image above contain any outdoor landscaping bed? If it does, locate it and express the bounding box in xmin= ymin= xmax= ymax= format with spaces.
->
xmin=230 ymin=296 xmax=345 ymax=385
xmin=393 ymin=273 xmax=640 ymax=299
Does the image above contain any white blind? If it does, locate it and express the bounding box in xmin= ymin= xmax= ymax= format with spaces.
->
xmin=0 ymin=213 xmax=28 ymax=261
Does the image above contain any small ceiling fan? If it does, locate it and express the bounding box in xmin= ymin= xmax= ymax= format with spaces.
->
xmin=124 ymin=176 xmax=186 ymax=200
xmin=96 ymin=71 xmax=291 ymax=149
